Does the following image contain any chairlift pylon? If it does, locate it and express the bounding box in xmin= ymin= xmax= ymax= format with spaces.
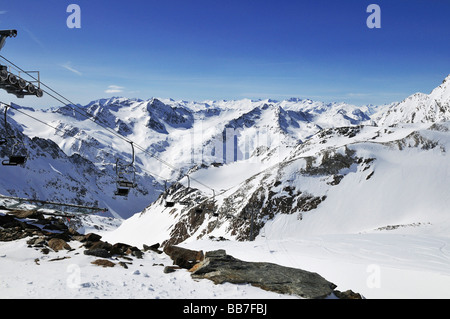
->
xmin=0 ymin=30 xmax=44 ymax=99
xmin=114 ymin=141 xmax=137 ymax=197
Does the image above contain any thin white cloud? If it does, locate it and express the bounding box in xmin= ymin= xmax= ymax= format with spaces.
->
xmin=105 ymin=85 xmax=124 ymax=94
xmin=0 ymin=11 xmax=7 ymax=14
xmin=61 ymin=62 xmax=82 ymax=76
xmin=22 ymin=27 xmax=46 ymax=49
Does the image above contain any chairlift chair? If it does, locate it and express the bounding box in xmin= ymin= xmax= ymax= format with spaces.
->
xmin=2 ymin=150 xmax=27 ymax=166
xmin=163 ymin=180 xmax=176 ymax=207
xmin=165 ymin=201 xmax=175 ymax=208
xmin=1 ymin=105 xmax=27 ymax=166
xmin=114 ymin=142 xmax=137 ymax=197
xmin=114 ymin=186 xmax=130 ymax=197
xmin=114 ymin=162 xmax=136 ymax=197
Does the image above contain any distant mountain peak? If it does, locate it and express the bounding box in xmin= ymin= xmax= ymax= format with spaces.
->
xmin=374 ymin=75 xmax=450 ymax=126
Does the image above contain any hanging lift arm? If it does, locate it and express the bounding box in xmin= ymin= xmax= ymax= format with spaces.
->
xmin=0 ymin=30 xmax=43 ymax=98
xmin=0 ymin=30 xmax=17 ymax=52
xmin=114 ymin=141 xmax=137 ymax=196
xmin=0 ymin=103 xmax=10 ymax=145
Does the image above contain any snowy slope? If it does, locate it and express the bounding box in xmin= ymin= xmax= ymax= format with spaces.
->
xmin=103 ymin=121 xmax=450 ymax=243
xmin=2 ymin=75 xmax=450 ymax=299
xmin=100 ymin=121 xmax=450 ymax=299
xmin=1 ymin=96 xmax=374 ymax=219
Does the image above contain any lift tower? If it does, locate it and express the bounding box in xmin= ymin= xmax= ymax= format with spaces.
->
xmin=0 ymin=30 xmax=43 ymax=98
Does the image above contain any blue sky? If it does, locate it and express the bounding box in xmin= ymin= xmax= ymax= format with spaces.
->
xmin=0 ymin=0 xmax=449 ymax=108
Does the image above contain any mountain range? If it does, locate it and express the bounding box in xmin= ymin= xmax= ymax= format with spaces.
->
xmin=1 ymin=75 xmax=450 ymax=248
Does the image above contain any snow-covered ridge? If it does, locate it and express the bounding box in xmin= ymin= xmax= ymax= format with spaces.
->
xmin=1 ymin=75 xmax=450 ymax=299
xmin=1 ymin=75 xmax=450 ymax=221
xmin=374 ymin=74 xmax=450 ymax=126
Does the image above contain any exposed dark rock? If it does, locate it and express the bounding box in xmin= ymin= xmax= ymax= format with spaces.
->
xmin=47 ymin=238 xmax=71 ymax=252
xmin=126 ymin=246 xmax=143 ymax=259
xmin=81 ymin=233 xmax=102 ymax=242
xmin=7 ymin=210 xmax=43 ymax=219
xmin=91 ymin=259 xmax=115 ymax=268
xmin=118 ymin=261 xmax=131 ymax=269
xmin=164 ymin=265 xmax=182 ymax=273
xmin=333 ymin=289 xmax=364 ymax=299
xmin=164 ymin=245 xmax=204 ymax=269
xmin=190 ymin=249 xmax=338 ymax=299
xmin=85 ymin=240 xmax=113 ymax=251
xmin=143 ymin=243 xmax=163 ymax=254
xmin=110 ymin=242 xmax=132 ymax=255
xmin=84 ymin=248 xmax=112 ymax=258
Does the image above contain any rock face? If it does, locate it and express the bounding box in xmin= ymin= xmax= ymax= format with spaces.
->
xmin=163 ymin=245 xmax=204 ymax=269
xmin=189 ymin=249 xmax=338 ymax=299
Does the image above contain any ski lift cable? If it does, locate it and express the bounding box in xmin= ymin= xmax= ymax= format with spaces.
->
xmin=1 ymin=54 xmax=134 ymax=143
xmin=0 ymin=55 xmax=217 ymax=194
xmin=1 ymin=101 xmax=168 ymax=181
xmin=1 ymin=101 xmax=201 ymax=186
xmin=0 ymin=101 xmax=169 ymax=182
xmin=0 ymin=56 xmax=216 ymax=193
xmin=0 ymin=194 xmax=108 ymax=213
xmin=0 ymin=56 xmax=180 ymax=171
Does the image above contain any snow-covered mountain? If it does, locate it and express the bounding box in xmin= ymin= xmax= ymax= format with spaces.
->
xmin=0 ymin=95 xmax=376 ymax=218
xmin=374 ymin=74 xmax=450 ymax=126
xmin=100 ymin=74 xmax=450 ymax=247
xmin=0 ymin=104 xmax=162 ymax=219
xmin=2 ymin=75 xmax=450 ymax=299
xmin=1 ymin=74 xmax=449 ymax=227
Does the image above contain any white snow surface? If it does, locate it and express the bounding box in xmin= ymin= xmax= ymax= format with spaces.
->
xmin=2 ymin=76 xmax=450 ymax=299
xmin=2 ymin=219 xmax=450 ymax=299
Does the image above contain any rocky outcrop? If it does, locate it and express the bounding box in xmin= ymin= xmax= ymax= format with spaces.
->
xmin=0 ymin=209 xmax=146 ymax=262
xmin=1 ymin=209 xmax=363 ymax=299
xmin=189 ymin=249 xmax=337 ymax=299
xmin=165 ymin=245 xmax=363 ymax=299
xmin=163 ymin=245 xmax=204 ymax=269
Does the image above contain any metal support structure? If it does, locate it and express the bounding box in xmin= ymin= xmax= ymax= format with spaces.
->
xmin=0 ymin=194 xmax=108 ymax=214
xmin=114 ymin=141 xmax=137 ymax=197
xmin=1 ymin=104 xmax=27 ymax=166
xmin=0 ymin=30 xmax=43 ymax=98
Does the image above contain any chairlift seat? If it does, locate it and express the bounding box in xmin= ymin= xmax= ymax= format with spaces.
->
xmin=118 ymin=180 xmax=135 ymax=188
xmin=165 ymin=201 xmax=175 ymax=208
xmin=2 ymin=155 xmax=26 ymax=166
xmin=115 ymin=188 xmax=130 ymax=196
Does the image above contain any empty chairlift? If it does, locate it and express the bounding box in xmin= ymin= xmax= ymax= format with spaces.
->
xmin=114 ymin=142 xmax=137 ymax=197
xmin=1 ymin=104 xmax=27 ymax=166
xmin=163 ymin=180 xmax=175 ymax=207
